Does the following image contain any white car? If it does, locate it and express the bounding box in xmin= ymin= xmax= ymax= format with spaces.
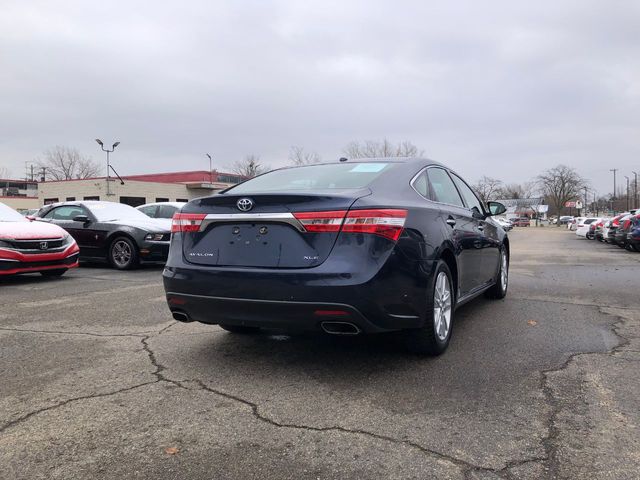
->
xmin=136 ymin=202 xmax=186 ymax=230
xmin=568 ymin=217 xmax=585 ymax=230
xmin=575 ymin=218 xmax=599 ymax=238
xmin=492 ymin=217 xmax=513 ymax=231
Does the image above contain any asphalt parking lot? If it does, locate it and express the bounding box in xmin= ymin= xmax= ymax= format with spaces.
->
xmin=1 ymin=228 xmax=639 ymax=479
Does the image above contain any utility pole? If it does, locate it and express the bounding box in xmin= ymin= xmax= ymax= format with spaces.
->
xmin=633 ymin=171 xmax=638 ymax=209
xmin=624 ymin=176 xmax=630 ymax=211
xmin=609 ymin=168 xmax=618 ymax=213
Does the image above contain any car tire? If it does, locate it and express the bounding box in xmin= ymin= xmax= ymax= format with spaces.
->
xmin=108 ymin=236 xmax=139 ymax=270
xmin=485 ymin=247 xmax=509 ymax=300
xmin=404 ymin=260 xmax=454 ymax=356
xmin=219 ymin=324 xmax=260 ymax=334
xmin=40 ymin=269 xmax=67 ymax=277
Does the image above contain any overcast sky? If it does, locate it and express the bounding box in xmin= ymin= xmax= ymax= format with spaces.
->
xmin=1 ymin=0 xmax=639 ymax=195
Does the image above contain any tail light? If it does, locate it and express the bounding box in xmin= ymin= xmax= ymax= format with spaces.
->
xmin=293 ymin=209 xmax=407 ymax=241
xmin=342 ymin=209 xmax=407 ymax=241
xmin=171 ymin=213 xmax=207 ymax=233
xmin=292 ymin=211 xmax=346 ymax=232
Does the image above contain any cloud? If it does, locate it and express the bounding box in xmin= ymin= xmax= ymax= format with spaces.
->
xmin=0 ymin=0 xmax=638 ymax=195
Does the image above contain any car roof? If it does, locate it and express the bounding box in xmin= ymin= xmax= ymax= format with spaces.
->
xmin=137 ymin=202 xmax=186 ymax=208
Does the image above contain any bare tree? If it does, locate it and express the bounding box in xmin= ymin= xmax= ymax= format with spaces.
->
xmin=288 ymin=146 xmax=321 ymax=166
xmin=37 ymin=146 xmax=100 ymax=180
xmin=343 ymin=139 xmax=424 ymax=158
xmin=497 ymin=181 xmax=536 ymax=199
xmin=537 ymin=165 xmax=585 ymax=225
xmin=0 ymin=166 xmax=10 ymax=179
xmin=473 ymin=176 xmax=503 ymax=203
xmin=231 ymin=155 xmax=268 ymax=178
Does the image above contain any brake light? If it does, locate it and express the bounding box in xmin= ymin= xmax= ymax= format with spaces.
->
xmin=293 ymin=210 xmax=346 ymax=232
xmin=171 ymin=213 xmax=207 ymax=233
xmin=343 ymin=209 xmax=407 ymax=241
xmin=293 ymin=209 xmax=408 ymax=241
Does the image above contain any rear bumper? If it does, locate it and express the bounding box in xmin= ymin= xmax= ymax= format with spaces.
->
xmin=163 ymin=262 xmax=429 ymax=333
xmin=165 ymin=291 xmax=401 ymax=333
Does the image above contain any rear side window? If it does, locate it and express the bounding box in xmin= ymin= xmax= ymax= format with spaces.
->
xmin=139 ymin=206 xmax=157 ymax=217
xmin=412 ymin=171 xmax=429 ymax=198
xmin=450 ymin=173 xmax=483 ymax=215
xmin=426 ymin=168 xmax=464 ymax=207
xmin=227 ymin=163 xmax=393 ymax=193
xmin=157 ymin=205 xmax=179 ymax=219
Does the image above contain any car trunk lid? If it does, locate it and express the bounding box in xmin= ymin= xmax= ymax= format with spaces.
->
xmin=178 ymin=191 xmax=369 ymax=268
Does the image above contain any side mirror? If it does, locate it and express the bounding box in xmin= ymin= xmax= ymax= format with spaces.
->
xmin=25 ymin=215 xmax=36 ymax=221
xmin=73 ymin=215 xmax=90 ymax=223
xmin=487 ymin=201 xmax=507 ymax=216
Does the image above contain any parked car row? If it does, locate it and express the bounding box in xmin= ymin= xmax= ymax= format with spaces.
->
xmin=577 ymin=211 xmax=640 ymax=252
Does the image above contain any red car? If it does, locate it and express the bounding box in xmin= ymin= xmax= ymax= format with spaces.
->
xmin=0 ymin=202 xmax=79 ymax=277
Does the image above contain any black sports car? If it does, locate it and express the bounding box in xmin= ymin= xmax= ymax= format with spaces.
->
xmin=36 ymin=201 xmax=171 ymax=269
xmin=163 ymin=158 xmax=509 ymax=355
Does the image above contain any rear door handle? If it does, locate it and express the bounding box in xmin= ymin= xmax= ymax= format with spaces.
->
xmin=446 ymin=218 xmax=456 ymax=227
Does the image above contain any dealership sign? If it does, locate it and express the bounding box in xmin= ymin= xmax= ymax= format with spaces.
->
xmin=565 ymin=200 xmax=583 ymax=208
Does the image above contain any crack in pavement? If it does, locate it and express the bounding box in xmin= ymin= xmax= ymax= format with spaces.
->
xmin=0 ymin=381 xmax=157 ymax=435
xmin=534 ymin=306 xmax=633 ymax=478
xmin=0 ymin=326 xmax=149 ymax=338
xmin=184 ymin=378 xmax=507 ymax=477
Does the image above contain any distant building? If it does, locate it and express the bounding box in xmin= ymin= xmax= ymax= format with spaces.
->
xmin=0 ymin=178 xmax=39 ymax=211
xmin=37 ymin=170 xmax=245 ymax=207
xmin=496 ymin=198 xmax=548 ymax=220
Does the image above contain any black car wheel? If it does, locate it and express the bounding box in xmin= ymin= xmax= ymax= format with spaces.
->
xmin=485 ymin=247 xmax=509 ymax=299
xmin=40 ymin=269 xmax=67 ymax=277
xmin=219 ymin=325 xmax=260 ymax=334
xmin=405 ymin=260 xmax=454 ymax=356
xmin=109 ymin=236 xmax=139 ymax=270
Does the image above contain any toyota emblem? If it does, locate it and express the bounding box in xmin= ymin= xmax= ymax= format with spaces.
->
xmin=39 ymin=241 xmax=48 ymax=250
xmin=237 ymin=198 xmax=253 ymax=212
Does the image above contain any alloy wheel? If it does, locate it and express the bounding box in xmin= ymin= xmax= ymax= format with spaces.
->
xmin=112 ymin=240 xmax=132 ymax=267
xmin=433 ymin=271 xmax=452 ymax=341
xmin=500 ymin=251 xmax=508 ymax=292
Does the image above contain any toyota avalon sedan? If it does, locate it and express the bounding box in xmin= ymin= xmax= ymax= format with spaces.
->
xmin=1 ymin=202 xmax=79 ymax=277
xmin=163 ymin=158 xmax=509 ymax=355
xmin=35 ymin=201 xmax=171 ymax=270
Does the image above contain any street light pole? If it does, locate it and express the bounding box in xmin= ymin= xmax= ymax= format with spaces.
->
xmin=633 ymin=171 xmax=638 ymax=209
xmin=95 ymin=139 xmax=120 ymax=196
xmin=206 ymin=153 xmax=213 ymax=184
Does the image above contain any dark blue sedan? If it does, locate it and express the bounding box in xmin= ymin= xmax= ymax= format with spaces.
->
xmin=163 ymin=158 xmax=509 ymax=355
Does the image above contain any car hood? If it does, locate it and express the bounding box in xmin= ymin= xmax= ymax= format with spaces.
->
xmin=103 ymin=218 xmax=170 ymax=232
xmin=0 ymin=220 xmax=69 ymax=240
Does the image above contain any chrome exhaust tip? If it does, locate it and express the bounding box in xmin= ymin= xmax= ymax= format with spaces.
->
xmin=171 ymin=311 xmax=192 ymax=322
xmin=320 ymin=321 xmax=361 ymax=335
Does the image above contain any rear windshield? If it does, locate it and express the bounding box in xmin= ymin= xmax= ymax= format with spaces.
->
xmin=226 ymin=162 xmax=393 ymax=193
